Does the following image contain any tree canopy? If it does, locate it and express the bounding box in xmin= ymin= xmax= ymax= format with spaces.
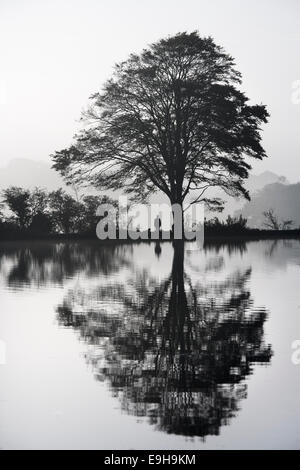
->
xmin=53 ymin=32 xmax=269 ymax=209
xmin=0 ymin=186 xmax=115 ymax=237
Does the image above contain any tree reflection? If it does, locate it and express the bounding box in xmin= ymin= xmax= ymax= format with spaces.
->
xmin=0 ymin=241 xmax=130 ymax=286
xmin=57 ymin=242 xmax=272 ymax=438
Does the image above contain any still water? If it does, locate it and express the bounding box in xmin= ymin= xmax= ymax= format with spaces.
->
xmin=0 ymin=239 xmax=299 ymax=450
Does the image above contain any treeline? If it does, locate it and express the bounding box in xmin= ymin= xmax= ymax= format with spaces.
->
xmin=0 ymin=186 xmax=115 ymax=239
xmin=205 ymin=215 xmax=248 ymax=233
xmin=1 ymin=186 xmax=299 ymax=241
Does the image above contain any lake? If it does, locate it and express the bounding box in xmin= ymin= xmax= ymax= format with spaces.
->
xmin=0 ymin=239 xmax=299 ymax=450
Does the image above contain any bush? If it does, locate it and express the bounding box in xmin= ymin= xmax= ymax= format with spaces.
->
xmin=205 ymin=215 xmax=248 ymax=233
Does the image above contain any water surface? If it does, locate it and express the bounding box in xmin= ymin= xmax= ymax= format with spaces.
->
xmin=0 ymin=239 xmax=299 ymax=449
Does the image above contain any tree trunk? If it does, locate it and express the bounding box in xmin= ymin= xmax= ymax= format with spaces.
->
xmin=171 ymin=197 xmax=184 ymax=241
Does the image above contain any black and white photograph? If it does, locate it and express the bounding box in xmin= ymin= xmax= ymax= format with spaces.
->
xmin=0 ymin=0 xmax=299 ymax=453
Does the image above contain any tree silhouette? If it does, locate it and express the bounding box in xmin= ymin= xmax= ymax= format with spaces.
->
xmin=52 ymin=32 xmax=269 ymax=212
xmin=2 ymin=187 xmax=32 ymax=229
xmin=57 ymin=242 xmax=272 ymax=438
xmin=48 ymin=189 xmax=84 ymax=234
xmin=0 ymin=186 xmax=121 ymax=237
xmin=263 ymin=208 xmax=294 ymax=230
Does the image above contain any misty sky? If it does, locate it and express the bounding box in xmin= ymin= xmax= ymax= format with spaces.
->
xmin=0 ymin=0 xmax=299 ymax=181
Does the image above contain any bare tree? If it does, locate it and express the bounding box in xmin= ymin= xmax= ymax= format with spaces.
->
xmin=263 ymin=209 xmax=293 ymax=230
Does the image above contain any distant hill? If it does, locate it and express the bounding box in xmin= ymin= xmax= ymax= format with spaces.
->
xmin=0 ymin=159 xmax=113 ymax=199
xmin=236 ymin=182 xmax=300 ymax=228
xmin=0 ymin=159 xmax=68 ymax=192
xmin=206 ymin=171 xmax=289 ymax=220
xmin=246 ymin=171 xmax=288 ymax=194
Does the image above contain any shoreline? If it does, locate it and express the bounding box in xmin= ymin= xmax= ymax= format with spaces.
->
xmin=0 ymin=229 xmax=300 ymax=245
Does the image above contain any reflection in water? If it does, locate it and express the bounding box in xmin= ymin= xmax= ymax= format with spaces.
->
xmin=0 ymin=242 xmax=129 ymax=287
xmin=54 ymin=241 xmax=272 ymax=438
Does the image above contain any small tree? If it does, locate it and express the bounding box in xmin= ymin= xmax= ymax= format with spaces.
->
xmin=80 ymin=195 xmax=117 ymax=234
xmin=28 ymin=188 xmax=53 ymax=233
xmin=226 ymin=214 xmax=248 ymax=230
xmin=2 ymin=187 xmax=31 ymax=229
xmin=29 ymin=188 xmax=49 ymax=216
xmin=49 ymin=189 xmax=84 ymax=234
xmin=263 ymin=209 xmax=293 ymax=230
xmin=205 ymin=214 xmax=247 ymax=232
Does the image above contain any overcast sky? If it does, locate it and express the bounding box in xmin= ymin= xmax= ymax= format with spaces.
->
xmin=0 ymin=0 xmax=299 ymax=181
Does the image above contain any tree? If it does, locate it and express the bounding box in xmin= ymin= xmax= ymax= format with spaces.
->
xmin=52 ymin=32 xmax=268 ymax=216
xmin=28 ymin=188 xmax=53 ymax=233
xmin=29 ymin=188 xmax=49 ymax=216
xmin=2 ymin=186 xmax=55 ymax=234
xmin=2 ymin=187 xmax=31 ymax=229
xmin=263 ymin=208 xmax=293 ymax=230
xmin=79 ymin=195 xmax=117 ymax=234
xmin=0 ymin=203 xmax=5 ymax=225
xmin=48 ymin=189 xmax=83 ymax=234
xmin=205 ymin=214 xmax=248 ymax=232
